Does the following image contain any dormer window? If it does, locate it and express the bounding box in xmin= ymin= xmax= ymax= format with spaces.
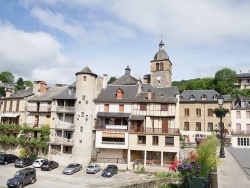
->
xmin=201 ymin=94 xmax=207 ymax=100
xmin=189 ymin=95 xmax=195 ymax=100
xmin=179 ymin=95 xmax=183 ymax=100
xmin=116 ymin=88 xmax=123 ymax=99
xmin=213 ymin=95 xmax=218 ymax=100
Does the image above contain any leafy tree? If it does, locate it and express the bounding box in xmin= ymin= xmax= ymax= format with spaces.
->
xmin=0 ymin=71 xmax=15 ymax=84
xmin=0 ymin=87 xmax=5 ymax=97
xmin=214 ymin=68 xmax=237 ymax=95
xmin=15 ymin=77 xmax=25 ymax=91
xmin=24 ymin=80 xmax=33 ymax=87
xmin=107 ymin=76 xmax=117 ymax=84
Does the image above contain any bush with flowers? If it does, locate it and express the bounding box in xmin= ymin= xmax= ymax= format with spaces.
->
xmin=177 ymin=134 xmax=219 ymax=179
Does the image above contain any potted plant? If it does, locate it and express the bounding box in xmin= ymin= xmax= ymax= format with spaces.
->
xmin=213 ymin=107 xmax=229 ymax=117
xmin=177 ymin=135 xmax=219 ymax=188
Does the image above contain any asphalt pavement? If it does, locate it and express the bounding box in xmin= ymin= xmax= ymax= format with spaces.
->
xmin=217 ymin=147 xmax=250 ymax=188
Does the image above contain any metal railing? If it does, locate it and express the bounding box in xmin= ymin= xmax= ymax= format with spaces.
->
xmin=55 ymin=124 xmax=75 ymax=130
xmin=231 ymin=129 xmax=250 ymax=135
xmin=26 ymin=106 xmax=51 ymax=112
xmin=50 ymin=137 xmax=74 ymax=146
xmin=56 ymin=106 xmax=75 ymax=112
xmin=130 ymin=127 xmax=179 ymax=134
xmin=91 ymin=157 xmax=127 ymax=164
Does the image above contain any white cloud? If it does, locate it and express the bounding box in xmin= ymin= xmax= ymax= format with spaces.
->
xmin=0 ymin=23 xmax=77 ymax=85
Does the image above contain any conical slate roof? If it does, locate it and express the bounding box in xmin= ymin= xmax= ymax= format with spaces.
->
xmin=154 ymin=40 xmax=169 ymax=60
xmin=75 ymin=66 xmax=97 ymax=77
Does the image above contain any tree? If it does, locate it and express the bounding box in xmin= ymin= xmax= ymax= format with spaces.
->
xmin=214 ymin=68 xmax=237 ymax=95
xmin=0 ymin=71 xmax=15 ymax=84
xmin=24 ymin=80 xmax=33 ymax=87
xmin=107 ymin=76 xmax=117 ymax=84
xmin=15 ymin=77 xmax=25 ymax=91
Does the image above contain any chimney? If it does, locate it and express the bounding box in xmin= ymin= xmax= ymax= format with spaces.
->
xmin=148 ymin=89 xmax=152 ymax=100
xmin=5 ymin=88 xmax=14 ymax=98
xmin=40 ymin=81 xmax=47 ymax=94
xmin=103 ymin=74 xmax=108 ymax=89
xmin=137 ymin=79 xmax=143 ymax=94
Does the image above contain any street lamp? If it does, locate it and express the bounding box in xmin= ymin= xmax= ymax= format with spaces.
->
xmin=217 ymin=95 xmax=225 ymax=158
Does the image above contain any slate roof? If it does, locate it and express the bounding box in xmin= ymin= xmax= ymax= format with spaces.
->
xmin=153 ymin=40 xmax=169 ymax=60
xmin=180 ymin=90 xmax=232 ymax=102
xmin=52 ymin=82 xmax=76 ymax=100
xmin=134 ymin=86 xmax=178 ymax=103
xmin=110 ymin=74 xmax=138 ymax=85
xmin=0 ymin=82 xmax=14 ymax=89
xmin=233 ymin=94 xmax=250 ymax=110
xmin=75 ymin=66 xmax=97 ymax=77
xmin=5 ymin=87 xmax=34 ymax=99
xmin=29 ymin=85 xmax=69 ymax=102
xmin=237 ymin=73 xmax=250 ymax=78
xmin=95 ymin=85 xmax=138 ymax=103
xmin=129 ymin=115 xmax=145 ymax=120
xmin=97 ymin=112 xmax=131 ymax=118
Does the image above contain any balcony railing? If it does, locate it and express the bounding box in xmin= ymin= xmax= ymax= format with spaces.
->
xmin=95 ymin=124 xmax=128 ymax=131
xmin=24 ymin=123 xmax=49 ymax=128
xmin=231 ymin=129 xmax=250 ymax=135
xmin=50 ymin=137 xmax=74 ymax=146
xmin=55 ymin=124 xmax=75 ymax=130
xmin=130 ymin=127 xmax=179 ymax=134
xmin=26 ymin=106 xmax=51 ymax=112
xmin=56 ymin=106 xmax=75 ymax=112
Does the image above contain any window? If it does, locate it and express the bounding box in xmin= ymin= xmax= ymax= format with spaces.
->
xmin=236 ymin=111 xmax=241 ymax=119
xmin=3 ymin=101 xmax=7 ymax=112
xmin=156 ymin=63 xmax=159 ymax=71
xmin=160 ymin=62 xmax=163 ymax=70
xmin=246 ymin=124 xmax=250 ymax=134
xmin=196 ymin=108 xmax=201 ymax=116
xmin=207 ymin=122 xmax=213 ymax=131
xmin=152 ymin=136 xmax=159 ymax=145
xmin=82 ymin=95 xmax=85 ymax=100
xmin=184 ymin=122 xmax=189 ymax=131
xmin=196 ymin=122 xmax=201 ymax=131
xmin=104 ymin=104 xmax=109 ymax=112
xmin=102 ymin=133 xmax=125 ymax=144
xmin=79 ymin=139 xmax=82 ymax=143
xmin=207 ymin=109 xmax=213 ymax=117
xmin=165 ymin=137 xmax=174 ymax=146
xmin=81 ymin=112 xmax=84 ymax=117
xmin=236 ymin=123 xmax=241 ymax=134
xmin=246 ymin=111 xmax=250 ymax=119
xmin=237 ymin=138 xmax=249 ymax=146
xmin=116 ymin=89 xmax=123 ymax=99
xmin=83 ymin=76 xmax=86 ymax=81
xmin=119 ymin=104 xmax=124 ymax=112
xmin=140 ymin=103 xmax=147 ymax=111
xmin=201 ymin=95 xmax=206 ymax=100
xmin=16 ymin=100 xmax=20 ymax=111
xmin=161 ymin=104 xmax=168 ymax=111
xmin=9 ymin=100 xmax=13 ymax=111
xmin=138 ymin=135 xmax=146 ymax=144
xmin=184 ymin=108 xmax=189 ymax=116
xmin=80 ymin=126 xmax=83 ymax=132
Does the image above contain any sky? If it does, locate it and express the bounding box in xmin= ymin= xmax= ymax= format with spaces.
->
xmin=0 ymin=0 xmax=250 ymax=86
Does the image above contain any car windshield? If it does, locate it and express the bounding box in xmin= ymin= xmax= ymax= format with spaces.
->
xmin=88 ymin=166 xmax=94 ymax=169
xmin=42 ymin=162 xmax=49 ymax=165
xmin=0 ymin=156 xmax=4 ymax=160
xmin=67 ymin=164 xmax=76 ymax=168
xmin=15 ymin=171 xmax=25 ymax=176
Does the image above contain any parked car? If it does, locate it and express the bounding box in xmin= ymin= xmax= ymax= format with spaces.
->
xmin=14 ymin=158 xmax=33 ymax=168
xmin=0 ymin=154 xmax=19 ymax=165
xmin=41 ymin=161 xmax=59 ymax=171
xmin=7 ymin=167 xmax=36 ymax=188
xmin=63 ymin=163 xmax=82 ymax=175
xmin=86 ymin=163 xmax=101 ymax=174
xmin=101 ymin=165 xmax=118 ymax=177
xmin=33 ymin=158 xmax=47 ymax=168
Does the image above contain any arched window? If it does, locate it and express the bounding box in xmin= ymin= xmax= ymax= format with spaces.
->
xmin=160 ymin=62 xmax=163 ymax=70
xmin=156 ymin=63 xmax=159 ymax=71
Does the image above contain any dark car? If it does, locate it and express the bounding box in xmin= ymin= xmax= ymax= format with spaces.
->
xmin=41 ymin=161 xmax=59 ymax=171
xmin=0 ymin=154 xmax=19 ymax=165
xmin=14 ymin=158 xmax=33 ymax=168
xmin=7 ymin=168 xmax=36 ymax=188
xmin=101 ymin=165 xmax=118 ymax=177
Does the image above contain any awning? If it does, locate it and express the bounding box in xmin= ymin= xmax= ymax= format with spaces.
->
xmin=129 ymin=115 xmax=145 ymax=121
xmin=102 ymin=132 xmax=125 ymax=138
xmin=97 ymin=112 xmax=131 ymax=118
xmin=0 ymin=113 xmax=20 ymax=118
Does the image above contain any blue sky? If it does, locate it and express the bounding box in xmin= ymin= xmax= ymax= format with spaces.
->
xmin=0 ymin=0 xmax=250 ymax=86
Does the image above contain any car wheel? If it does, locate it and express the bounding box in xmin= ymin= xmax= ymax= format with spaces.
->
xmin=49 ymin=167 xmax=52 ymax=171
xmin=31 ymin=178 xmax=36 ymax=184
xmin=17 ymin=183 xmax=23 ymax=188
xmin=4 ymin=161 xmax=7 ymax=165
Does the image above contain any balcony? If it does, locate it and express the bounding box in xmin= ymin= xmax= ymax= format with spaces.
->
xmin=130 ymin=127 xmax=179 ymax=134
xmin=50 ymin=137 xmax=74 ymax=146
xmin=56 ymin=106 xmax=75 ymax=113
xmin=26 ymin=106 xmax=51 ymax=112
xmin=55 ymin=124 xmax=75 ymax=130
xmin=231 ymin=129 xmax=250 ymax=135
xmin=95 ymin=124 xmax=128 ymax=131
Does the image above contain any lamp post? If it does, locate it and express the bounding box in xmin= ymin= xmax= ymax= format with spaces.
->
xmin=217 ymin=95 xmax=225 ymax=158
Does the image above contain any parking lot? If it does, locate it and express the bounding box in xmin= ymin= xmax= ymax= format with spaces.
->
xmin=0 ymin=163 xmax=156 ymax=188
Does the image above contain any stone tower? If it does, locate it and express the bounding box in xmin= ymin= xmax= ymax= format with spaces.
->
xmin=150 ymin=40 xmax=172 ymax=88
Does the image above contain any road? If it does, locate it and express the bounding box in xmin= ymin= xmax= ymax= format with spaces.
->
xmin=227 ymin=147 xmax=250 ymax=179
xmin=0 ymin=163 xmax=156 ymax=188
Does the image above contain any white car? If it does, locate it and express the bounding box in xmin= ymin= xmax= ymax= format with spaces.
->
xmin=33 ymin=158 xmax=46 ymax=168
